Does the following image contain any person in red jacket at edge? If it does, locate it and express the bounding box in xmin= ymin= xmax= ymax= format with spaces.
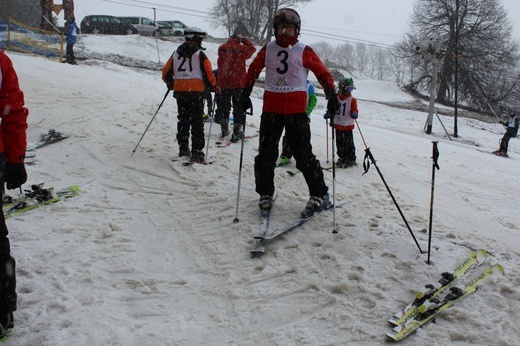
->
xmin=215 ymin=30 xmax=256 ymax=142
xmin=0 ymin=50 xmax=29 ymax=340
xmin=242 ymin=8 xmax=340 ymax=218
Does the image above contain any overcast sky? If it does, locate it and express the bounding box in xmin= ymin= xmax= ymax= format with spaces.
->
xmin=73 ymin=0 xmax=520 ymax=47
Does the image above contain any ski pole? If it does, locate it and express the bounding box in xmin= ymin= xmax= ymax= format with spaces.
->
xmin=205 ymin=94 xmax=214 ymax=160
xmin=131 ymin=89 xmax=170 ymax=156
xmin=330 ymin=119 xmax=338 ymax=237
xmin=233 ymin=118 xmax=247 ymax=223
xmin=427 ymin=141 xmax=440 ymax=265
xmin=356 ymin=120 xmax=425 ymax=254
xmin=326 ymin=119 xmax=330 ymax=163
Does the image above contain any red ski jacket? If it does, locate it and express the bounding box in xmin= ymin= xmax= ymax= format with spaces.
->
xmin=0 ymin=51 xmax=28 ymax=163
xmin=244 ymin=38 xmax=335 ymax=115
xmin=217 ymin=37 xmax=256 ymax=89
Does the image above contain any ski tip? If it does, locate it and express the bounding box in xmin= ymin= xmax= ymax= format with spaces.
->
xmin=493 ymin=264 xmax=505 ymax=275
xmin=476 ymin=249 xmax=488 ymax=261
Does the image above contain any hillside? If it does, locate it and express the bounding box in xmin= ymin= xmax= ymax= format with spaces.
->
xmin=3 ymin=34 xmax=520 ymax=345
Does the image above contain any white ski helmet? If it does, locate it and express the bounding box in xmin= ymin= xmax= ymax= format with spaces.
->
xmin=184 ymin=27 xmax=207 ymax=42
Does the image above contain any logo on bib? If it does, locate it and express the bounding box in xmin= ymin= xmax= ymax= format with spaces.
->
xmin=276 ymin=77 xmax=288 ymax=86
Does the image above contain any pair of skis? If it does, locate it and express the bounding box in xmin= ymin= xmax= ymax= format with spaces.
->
xmin=250 ymin=199 xmax=349 ymax=254
xmin=386 ymin=249 xmax=504 ymax=341
xmin=3 ymin=184 xmax=81 ymax=218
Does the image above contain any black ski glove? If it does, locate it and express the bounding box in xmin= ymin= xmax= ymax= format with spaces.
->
xmin=326 ymin=92 xmax=340 ymax=118
xmin=241 ymin=88 xmax=253 ymax=114
xmin=5 ymin=162 xmax=27 ymax=190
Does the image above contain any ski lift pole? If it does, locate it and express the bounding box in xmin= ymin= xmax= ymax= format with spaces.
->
xmin=131 ymin=89 xmax=170 ymax=156
xmin=427 ymin=141 xmax=440 ymax=264
xmin=356 ymin=120 xmax=425 ymax=254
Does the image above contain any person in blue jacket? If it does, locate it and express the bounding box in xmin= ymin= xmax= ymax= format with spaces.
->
xmin=64 ymin=16 xmax=78 ymax=65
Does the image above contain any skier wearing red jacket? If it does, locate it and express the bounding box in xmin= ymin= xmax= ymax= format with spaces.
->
xmin=216 ymin=32 xmax=256 ymax=141
xmin=242 ymin=8 xmax=340 ymax=218
xmin=0 ymin=50 xmax=29 ymax=340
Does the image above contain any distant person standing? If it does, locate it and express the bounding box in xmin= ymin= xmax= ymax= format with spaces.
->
xmin=162 ymin=28 xmax=218 ymax=163
xmin=64 ymin=16 xmax=78 ymax=65
xmin=215 ymin=31 xmax=256 ymax=142
xmin=494 ymin=111 xmax=519 ymax=157
xmin=0 ymin=50 xmax=29 ymax=340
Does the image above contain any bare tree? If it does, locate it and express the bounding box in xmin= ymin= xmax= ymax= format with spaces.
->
xmin=401 ymin=0 xmax=520 ymax=113
xmin=366 ymin=46 xmax=389 ymax=80
xmin=331 ymin=42 xmax=355 ymax=70
xmin=355 ymin=43 xmax=369 ymax=75
xmin=388 ymin=48 xmax=406 ymax=85
xmin=312 ymin=41 xmax=335 ymax=63
xmin=211 ymin=0 xmax=312 ymax=42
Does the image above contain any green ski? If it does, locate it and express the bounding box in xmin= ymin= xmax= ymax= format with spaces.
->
xmin=388 ymin=249 xmax=488 ymax=326
xmin=386 ymin=264 xmax=504 ymax=341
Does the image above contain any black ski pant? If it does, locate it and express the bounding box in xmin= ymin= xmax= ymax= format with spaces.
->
xmin=175 ymin=94 xmax=205 ymax=155
xmin=65 ymin=42 xmax=75 ymax=63
xmin=215 ymin=88 xmax=245 ymax=126
xmin=280 ymin=134 xmax=292 ymax=159
xmin=0 ymin=153 xmax=17 ymax=315
xmin=255 ymin=112 xmax=328 ymax=198
xmin=336 ymin=129 xmax=356 ymax=162
xmin=499 ymin=128 xmax=516 ymax=153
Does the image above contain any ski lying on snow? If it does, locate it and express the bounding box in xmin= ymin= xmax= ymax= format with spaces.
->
xmin=388 ymin=249 xmax=488 ymax=326
xmin=386 ymin=263 xmax=504 ymax=342
xmin=27 ymin=129 xmax=69 ymax=151
xmin=4 ymin=184 xmax=81 ymax=218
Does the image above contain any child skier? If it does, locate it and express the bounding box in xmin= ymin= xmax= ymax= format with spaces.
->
xmin=326 ymin=77 xmax=359 ymax=168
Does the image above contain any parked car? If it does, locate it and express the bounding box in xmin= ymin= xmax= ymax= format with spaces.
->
xmin=156 ymin=22 xmax=172 ymax=36
xmin=80 ymin=15 xmax=137 ymax=35
xmin=117 ymin=17 xmax=164 ymax=36
xmin=156 ymin=20 xmax=189 ymax=36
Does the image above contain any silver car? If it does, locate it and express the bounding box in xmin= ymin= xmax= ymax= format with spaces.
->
xmin=156 ymin=20 xmax=189 ymax=36
xmin=117 ymin=17 xmax=161 ymax=36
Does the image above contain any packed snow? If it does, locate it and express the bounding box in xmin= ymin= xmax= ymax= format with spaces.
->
xmin=3 ymin=34 xmax=520 ymax=345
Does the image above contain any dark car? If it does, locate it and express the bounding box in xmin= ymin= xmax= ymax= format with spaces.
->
xmin=80 ymin=15 xmax=137 ymax=35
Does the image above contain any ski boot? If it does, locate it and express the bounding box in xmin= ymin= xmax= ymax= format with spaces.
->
xmin=230 ymin=124 xmax=244 ymax=143
xmin=301 ymin=193 xmax=331 ymax=218
xmin=190 ymin=151 xmax=205 ymax=163
xmin=258 ymin=195 xmax=273 ymax=211
xmin=277 ymin=156 xmax=292 ymax=166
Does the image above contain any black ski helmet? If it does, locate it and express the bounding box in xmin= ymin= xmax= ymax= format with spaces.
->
xmin=273 ymin=8 xmax=301 ymax=35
